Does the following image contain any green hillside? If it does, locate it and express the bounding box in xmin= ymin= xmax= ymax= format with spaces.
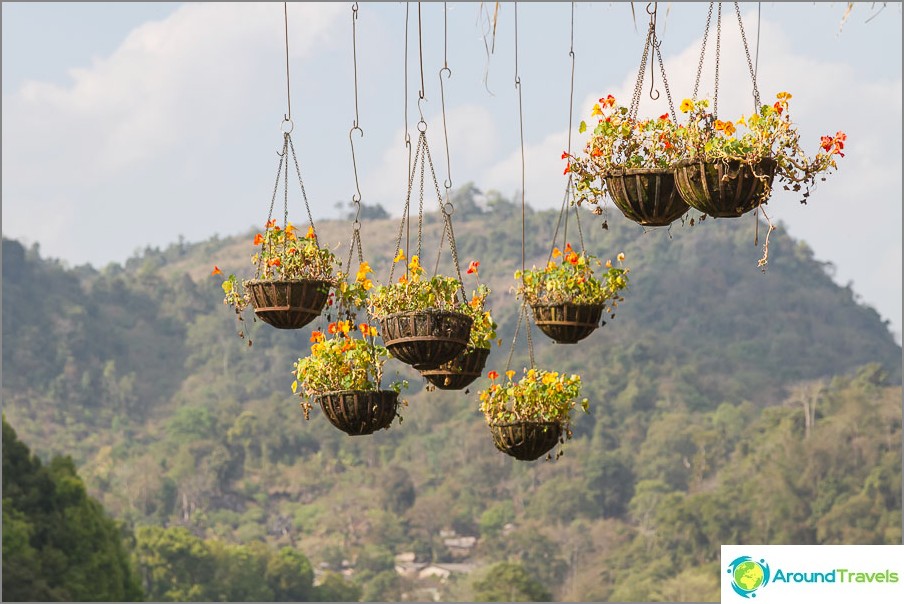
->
xmin=2 ymin=185 xmax=901 ymax=601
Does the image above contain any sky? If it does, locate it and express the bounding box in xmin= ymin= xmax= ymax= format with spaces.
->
xmin=2 ymin=2 xmax=901 ymax=340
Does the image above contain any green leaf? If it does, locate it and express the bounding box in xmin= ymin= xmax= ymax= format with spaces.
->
xmin=578 ymin=120 xmax=587 ymax=134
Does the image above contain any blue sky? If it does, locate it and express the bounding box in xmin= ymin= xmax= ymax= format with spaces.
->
xmin=2 ymin=2 xmax=901 ymax=339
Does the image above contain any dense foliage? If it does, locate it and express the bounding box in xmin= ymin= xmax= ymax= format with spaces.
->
xmin=1 ymin=184 xmax=900 ymax=601
xmin=2 ymin=417 xmax=142 ymax=601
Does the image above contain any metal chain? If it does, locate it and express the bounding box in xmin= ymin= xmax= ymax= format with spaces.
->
xmin=693 ymin=2 xmax=714 ymax=100
xmin=439 ymin=1 xmax=454 ymax=199
xmin=258 ymin=140 xmax=288 ymax=276
xmin=714 ymin=1 xmax=722 ymax=119
xmin=423 ymin=138 xmax=465 ymax=296
xmin=417 ymin=132 xmax=425 ymax=259
xmin=390 ymin=129 xmax=423 ymax=284
xmin=653 ymin=34 xmax=678 ymax=121
xmin=735 ymin=2 xmax=761 ymax=109
xmin=573 ymin=185 xmax=585 ymax=251
xmin=286 ymin=135 xmax=315 ymax=235
xmin=628 ymin=28 xmax=652 ymax=121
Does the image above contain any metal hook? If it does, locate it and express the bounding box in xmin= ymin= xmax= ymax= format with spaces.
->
xmin=349 ymin=125 xmax=364 ymax=203
xmin=646 ymin=2 xmax=656 ymax=17
xmin=417 ymin=96 xmax=426 ymax=123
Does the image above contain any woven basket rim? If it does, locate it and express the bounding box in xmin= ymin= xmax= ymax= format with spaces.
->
xmin=313 ymin=389 xmax=398 ymax=398
xmin=673 ymin=157 xmax=778 ymax=170
xmin=245 ymin=278 xmax=333 ymax=286
xmin=381 ymin=309 xmax=472 ymax=321
xmin=603 ymin=166 xmax=675 ymax=177
xmin=530 ymin=302 xmax=605 ymax=310
xmin=489 ymin=420 xmax=562 ymax=429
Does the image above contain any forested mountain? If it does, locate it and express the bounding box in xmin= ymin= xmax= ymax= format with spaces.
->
xmin=2 ymin=185 xmax=901 ymax=601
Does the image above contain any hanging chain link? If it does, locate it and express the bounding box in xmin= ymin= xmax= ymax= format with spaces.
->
xmin=713 ymin=1 xmax=722 ymax=118
xmin=258 ymin=141 xmax=288 ymax=276
xmin=734 ymin=2 xmax=761 ymax=109
xmin=693 ymin=2 xmax=714 ymax=100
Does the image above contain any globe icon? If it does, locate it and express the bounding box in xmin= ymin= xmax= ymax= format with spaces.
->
xmin=733 ymin=560 xmax=765 ymax=592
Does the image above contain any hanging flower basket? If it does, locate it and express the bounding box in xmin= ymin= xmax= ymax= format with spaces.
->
xmin=489 ymin=421 xmax=562 ymax=461
xmin=604 ymin=168 xmax=690 ymax=227
xmin=379 ymin=310 xmax=472 ymax=371
xmin=420 ymin=346 xmax=490 ymax=390
xmin=246 ymin=279 xmax=331 ymax=329
xmin=672 ymin=157 xmax=777 ymax=218
xmin=530 ymin=302 xmax=605 ymax=344
xmin=314 ymin=390 xmax=400 ymax=436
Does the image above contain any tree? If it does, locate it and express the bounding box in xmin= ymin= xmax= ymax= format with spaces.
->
xmin=314 ymin=571 xmax=363 ymax=602
xmin=471 ymin=561 xmax=552 ymax=602
xmin=2 ymin=417 xmax=143 ymax=601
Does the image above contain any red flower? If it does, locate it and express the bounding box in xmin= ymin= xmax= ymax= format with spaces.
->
xmin=563 ymin=163 xmax=570 ymax=175
xmin=266 ymin=219 xmax=277 ymax=229
xmin=267 ymin=257 xmax=281 ymax=267
xmin=211 ymin=266 xmax=222 ymax=276
xmin=561 ymin=151 xmax=569 ymax=160
xmin=467 ymin=260 xmax=480 ymax=274
xmin=488 ymin=370 xmax=499 ymax=380
xmin=773 ymin=101 xmax=784 ymax=115
xmin=659 ymin=113 xmax=669 ymax=121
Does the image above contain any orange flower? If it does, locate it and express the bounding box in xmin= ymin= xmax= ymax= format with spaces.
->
xmin=659 ymin=113 xmax=669 ymax=121
xmin=773 ymin=101 xmax=784 ymax=115
xmin=267 ymin=257 xmax=281 ymax=267
xmin=305 ymin=226 xmax=315 ymax=239
xmin=328 ymin=322 xmax=339 ymax=334
xmin=600 ymin=94 xmax=616 ymax=108
xmin=398 ymin=274 xmax=408 ymax=284
xmin=211 ymin=266 xmax=223 ymax=276
xmin=253 ymin=233 xmax=264 ymax=245
xmin=714 ymin=119 xmax=726 ymax=132
xmin=723 ymin=121 xmax=736 ymax=136
xmin=287 ymin=247 xmax=298 ymax=254
xmin=552 ymin=247 xmax=562 ymax=259
xmin=310 ymin=331 xmax=324 ymax=343
xmin=470 ymin=295 xmax=481 ymax=309
xmin=467 ymin=260 xmax=480 ymax=274
xmin=266 ymin=219 xmax=277 ymax=229
xmin=565 ymin=252 xmax=579 ymax=265
xmin=285 ymin=223 xmax=297 ymax=237
xmin=591 ymin=148 xmax=603 ymax=157
xmin=488 ymin=370 xmax=499 ymax=380
xmin=563 ymin=243 xmax=574 ymax=254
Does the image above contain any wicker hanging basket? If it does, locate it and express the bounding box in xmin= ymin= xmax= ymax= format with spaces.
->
xmin=314 ymin=390 xmax=399 ymax=436
xmin=489 ymin=421 xmax=562 ymax=461
xmin=246 ymin=279 xmax=330 ymax=329
xmin=420 ymin=346 xmax=490 ymax=391
xmin=673 ymin=158 xmax=777 ymax=217
xmin=604 ymin=168 xmax=690 ymax=227
xmin=380 ymin=310 xmax=472 ymax=370
xmin=530 ymin=302 xmax=604 ymax=344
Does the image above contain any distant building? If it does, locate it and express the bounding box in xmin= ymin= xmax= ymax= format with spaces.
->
xmin=418 ymin=563 xmax=478 ymax=581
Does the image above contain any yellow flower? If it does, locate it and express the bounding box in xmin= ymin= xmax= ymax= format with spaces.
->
xmin=590 ymin=103 xmax=603 ymax=117
xmin=506 ymin=370 xmax=516 ymax=380
xmin=361 ymin=278 xmax=373 ymax=291
xmin=736 ymin=114 xmax=746 ymax=126
xmin=680 ymin=98 xmax=694 ymax=113
xmin=552 ymin=247 xmax=562 ymax=258
xmin=605 ymin=259 xmax=612 ymax=268
xmin=723 ymin=121 xmax=736 ymax=136
xmin=356 ymin=261 xmax=372 ymax=282
xmin=393 ymin=249 xmax=406 ymax=263
xmin=222 ymin=280 xmax=234 ymax=293
xmin=776 ymin=91 xmax=792 ymax=101
xmin=617 ymin=252 xmax=626 ymax=262
xmin=409 ymin=255 xmax=421 ymax=272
